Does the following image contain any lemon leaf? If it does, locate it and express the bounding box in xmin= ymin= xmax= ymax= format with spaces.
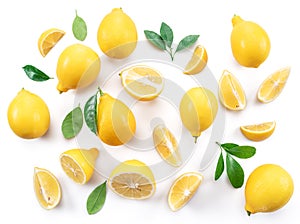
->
xmin=22 ymin=65 xmax=53 ymax=81
xmin=84 ymin=91 xmax=98 ymax=135
xmin=214 ymin=151 xmax=224 ymax=181
xmin=175 ymin=35 xmax=199 ymax=53
xmin=221 ymin=143 xmax=239 ymax=150
xmin=226 ymin=154 xmax=244 ymax=188
xmin=61 ymin=106 xmax=83 ymax=139
xmin=225 ymin=146 xmax=256 ymax=159
xmin=160 ymin=22 xmax=173 ymax=48
xmin=144 ymin=30 xmax=166 ymax=50
xmin=87 ymin=181 xmax=107 ymax=215
xmin=72 ymin=10 xmax=87 ymax=41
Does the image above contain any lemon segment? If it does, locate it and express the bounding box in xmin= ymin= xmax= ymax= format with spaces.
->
xmin=257 ymin=67 xmax=290 ymax=103
xmin=168 ymin=172 xmax=203 ymax=211
xmin=33 ymin=167 xmax=62 ymax=210
xmin=219 ymin=70 xmax=246 ymax=110
xmin=240 ymin=121 xmax=276 ymax=141
xmin=38 ymin=28 xmax=65 ymax=57
xmin=120 ymin=65 xmax=164 ymax=101
xmin=183 ymin=45 xmax=208 ymax=75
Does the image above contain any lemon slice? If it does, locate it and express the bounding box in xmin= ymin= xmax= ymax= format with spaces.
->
xmin=240 ymin=121 xmax=276 ymax=141
xmin=257 ymin=67 xmax=290 ymax=103
xmin=120 ymin=65 xmax=164 ymax=101
xmin=183 ymin=45 xmax=208 ymax=75
xmin=219 ymin=70 xmax=246 ymax=110
xmin=152 ymin=124 xmax=182 ymax=167
xmin=168 ymin=172 xmax=203 ymax=211
xmin=38 ymin=28 xmax=65 ymax=57
xmin=60 ymin=148 xmax=99 ymax=184
xmin=108 ymin=160 xmax=156 ymax=200
xmin=33 ymin=167 xmax=62 ymax=210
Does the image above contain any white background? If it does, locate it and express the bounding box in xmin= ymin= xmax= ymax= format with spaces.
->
xmin=0 ymin=0 xmax=299 ymax=223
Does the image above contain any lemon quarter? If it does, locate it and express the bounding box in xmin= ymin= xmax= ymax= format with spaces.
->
xmin=240 ymin=121 xmax=276 ymax=141
xmin=183 ymin=45 xmax=208 ymax=75
xmin=38 ymin=28 xmax=65 ymax=57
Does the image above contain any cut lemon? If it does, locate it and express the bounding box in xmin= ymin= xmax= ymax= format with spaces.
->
xmin=219 ymin=70 xmax=246 ymax=110
xmin=60 ymin=148 xmax=99 ymax=184
xmin=38 ymin=28 xmax=65 ymax=57
xmin=108 ymin=159 xmax=156 ymax=200
xmin=152 ymin=124 xmax=182 ymax=167
xmin=168 ymin=172 xmax=203 ymax=211
xmin=240 ymin=121 xmax=276 ymax=141
xmin=120 ymin=65 xmax=164 ymax=101
xmin=257 ymin=67 xmax=290 ymax=103
xmin=33 ymin=167 xmax=61 ymax=210
xmin=183 ymin=45 xmax=208 ymax=75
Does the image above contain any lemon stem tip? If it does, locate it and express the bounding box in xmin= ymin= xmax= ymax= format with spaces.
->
xmin=247 ymin=211 xmax=251 ymax=216
xmin=98 ymin=87 xmax=104 ymax=96
xmin=194 ymin=136 xmax=198 ymax=144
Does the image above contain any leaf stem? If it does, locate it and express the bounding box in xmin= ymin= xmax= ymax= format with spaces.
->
xmin=216 ymin=141 xmax=222 ymax=148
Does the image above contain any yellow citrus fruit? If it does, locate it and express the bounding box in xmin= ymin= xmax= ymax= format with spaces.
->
xmin=7 ymin=88 xmax=50 ymax=139
xmin=108 ymin=159 xmax=156 ymax=200
xmin=219 ymin=70 xmax=246 ymax=110
xmin=60 ymin=148 xmax=99 ymax=184
xmin=152 ymin=124 xmax=182 ymax=167
xmin=97 ymin=8 xmax=137 ymax=59
xmin=179 ymin=87 xmax=218 ymax=143
xmin=240 ymin=121 xmax=276 ymax=141
xmin=231 ymin=15 xmax=270 ymax=68
xmin=33 ymin=167 xmax=62 ymax=210
xmin=38 ymin=28 xmax=65 ymax=57
xmin=120 ymin=65 xmax=164 ymax=101
xmin=183 ymin=45 xmax=208 ymax=75
xmin=56 ymin=43 xmax=101 ymax=93
xmin=97 ymin=90 xmax=136 ymax=146
xmin=245 ymin=164 xmax=294 ymax=215
xmin=168 ymin=172 xmax=203 ymax=211
xmin=257 ymin=66 xmax=290 ymax=103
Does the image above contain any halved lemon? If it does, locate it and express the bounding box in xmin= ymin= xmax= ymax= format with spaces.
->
xmin=257 ymin=67 xmax=290 ymax=103
xmin=240 ymin=121 xmax=276 ymax=141
xmin=183 ymin=45 xmax=208 ymax=75
xmin=168 ymin=171 xmax=203 ymax=211
xmin=60 ymin=148 xmax=99 ymax=184
xmin=219 ymin=70 xmax=246 ymax=110
xmin=33 ymin=167 xmax=62 ymax=210
xmin=38 ymin=28 xmax=65 ymax=57
xmin=120 ymin=65 xmax=164 ymax=101
xmin=107 ymin=159 xmax=156 ymax=200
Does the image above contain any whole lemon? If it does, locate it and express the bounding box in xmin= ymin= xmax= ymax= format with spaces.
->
xmin=56 ymin=44 xmax=101 ymax=93
xmin=7 ymin=89 xmax=50 ymax=139
xmin=97 ymin=8 xmax=137 ymax=59
xmin=179 ymin=87 xmax=218 ymax=143
xmin=231 ymin=15 xmax=270 ymax=68
xmin=245 ymin=164 xmax=294 ymax=215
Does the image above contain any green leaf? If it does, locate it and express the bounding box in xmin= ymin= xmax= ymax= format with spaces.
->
xmin=144 ymin=30 xmax=166 ymax=50
xmin=226 ymin=153 xmax=244 ymax=188
xmin=224 ymin=146 xmax=256 ymax=159
xmin=61 ymin=106 xmax=83 ymax=139
xmin=84 ymin=91 xmax=98 ymax=135
xmin=22 ymin=65 xmax=52 ymax=81
xmin=87 ymin=181 xmax=107 ymax=215
xmin=160 ymin=22 xmax=173 ymax=48
xmin=175 ymin=35 xmax=199 ymax=53
xmin=72 ymin=10 xmax=87 ymax=41
xmin=221 ymin=143 xmax=239 ymax=150
xmin=214 ymin=152 xmax=224 ymax=181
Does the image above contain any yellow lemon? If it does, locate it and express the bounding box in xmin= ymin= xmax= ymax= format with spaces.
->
xmin=56 ymin=44 xmax=101 ymax=93
xmin=97 ymin=8 xmax=137 ymax=59
xmin=60 ymin=148 xmax=99 ymax=184
xmin=108 ymin=159 xmax=156 ymax=200
xmin=183 ymin=45 xmax=208 ymax=75
xmin=240 ymin=121 xmax=276 ymax=141
xmin=231 ymin=15 xmax=270 ymax=68
xmin=7 ymin=89 xmax=50 ymax=139
xmin=38 ymin=28 xmax=65 ymax=57
xmin=179 ymin=87 xmax=218 ymax=143
xmin=245 ymin=164 xmax=294 ymax=215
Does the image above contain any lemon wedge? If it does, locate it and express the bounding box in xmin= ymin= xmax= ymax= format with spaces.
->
xmin=38 ymin=28 xmax=65 ymax=57
xmin=183 ymin=45 xmax=208 ymax=75
xmin=240 ymin=121 xmax=276 ymax=141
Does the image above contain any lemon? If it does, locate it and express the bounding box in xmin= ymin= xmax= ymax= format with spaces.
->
xmin=219 ymin=70 xmax=246 ymax=110
xmin=97 ymin=8 xmax=137 ymax=59
xmin=240 ymin=121 xmax=276 ymax=141
xmin=120 ymin=65 xmax=164 ymax=101
xmin=152 ymin=124 xmax=182 ymax=167
xmin=245 ymin=164 xmax=294 ymax=215
xmin=179 ymin=87 xmax=218 ymax=143
xmin=56 ymin=44 xmax=101 ymax=93
xmin=231 ymin=15 xmax=270 ymax=68
xmin=168 ymin=172 xmax=203 ymax=211
xmin=60 ymin=148 xmax=99 ymax=184
xmin=33 ymin=167 xmax=62 ymax=210
xmin=257 ymin=67 xmax=290 ymax=103
xmin=38 ymin=28 xmax=65 ymax=57
xmin=107 ymin=159 xmax=156 ymax=200
xmin=7 ymin=88 xmax=50 ymax=139
xmin=183 ymin=45 xmax=208 ymax=75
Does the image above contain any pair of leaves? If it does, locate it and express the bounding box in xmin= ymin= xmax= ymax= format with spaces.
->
xmin=72 ymin=10 xmax=87 ymax=41
xmin=86 ymin=181 xmax=107 ymax=215
xmin=22 ymin=65 xmax=52 ymax=82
